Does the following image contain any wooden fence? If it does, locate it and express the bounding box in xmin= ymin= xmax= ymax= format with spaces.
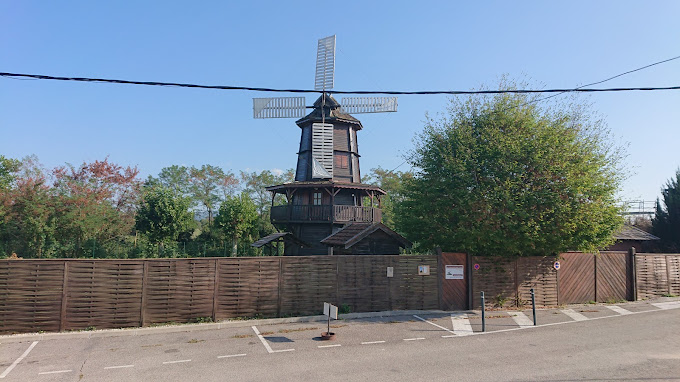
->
xmin=469 ymin=252 xmax=634 ymax=308
xmin=635 ymin=254 xmax=680 ymax=299
xmin=0 ymin=255 xmax=438 ymax=335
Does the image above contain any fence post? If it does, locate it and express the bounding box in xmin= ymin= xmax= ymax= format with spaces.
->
xmin=594 ymin=253 xmax=598 ymax=302
xmin=59 ymin=262 xmax=69 ymax=331
xmin=277 ymin=257 xmax=283 ymax=317
xmin=212 ymin=258 xmax=219 ymax=322
xmin=629 ymin=247 xmax=637 ymax=301
xmin=140 ymin=261 xmax=149 ymax=327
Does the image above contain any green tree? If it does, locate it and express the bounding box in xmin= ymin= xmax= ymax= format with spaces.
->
xmin=135 ymin=185 xmax=193 ymax=253
xmin=214 ymin=193 xmax=258 ymax=256
xmin=652 ymin=168 xmax=680 ymax=251
xmin=0 ymin=155 xmax=20 ymax=190
xmin=364 ymin=167 xmax=413 ymax=229
xmin=395 ymin=82 xmax=625 ymax=257
xmin=189 ymin=165 xmax=238 ymax=226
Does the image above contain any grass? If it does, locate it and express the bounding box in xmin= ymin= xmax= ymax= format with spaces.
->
xmin=662 ymin=293 xmax=679 ymax=298
xmin=231 ymin=334 xmax=254 ymax=339
xmin=187 ymin=339 xmax=205 ymax=344
xmin=277 ymin=327 xmax=318 ymax=334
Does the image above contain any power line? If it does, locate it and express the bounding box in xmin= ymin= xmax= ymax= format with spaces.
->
xmin=0 ymin=71 xmax=679 ymax=95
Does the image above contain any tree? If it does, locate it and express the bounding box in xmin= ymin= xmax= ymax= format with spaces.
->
xmin=395 ymin=82 xmax=625 ymax=257
xmin=214 ymin=193 xmax=258 ymax=256
xmin=188 ymin=165 xmax=238 ymax=226
xmin=135 ymin=185 xmax=193 ymax=252
xmin=364 ymin=167 xmax=413 ymax=229
xmin=0 ymin=155 xmax=20 ymax=190
xmin=240 ymin=169 xmax=294 ymax=217
xmin=652 ymin=168 xmax=680 ymax=251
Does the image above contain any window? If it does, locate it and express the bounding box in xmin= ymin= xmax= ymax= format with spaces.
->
xmin=313 ymin=192 xmax=322 ymax=206
xmin=335 ymin=153 xmax=349 ymax=169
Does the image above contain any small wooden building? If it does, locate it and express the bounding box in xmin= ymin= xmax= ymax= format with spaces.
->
xmin=605 ymin=225 xmax=660 ymax=252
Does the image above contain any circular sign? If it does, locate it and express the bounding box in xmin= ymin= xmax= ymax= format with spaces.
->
xmin=554 ymin=261 xmax=561 ymax=270
xmin=473 ymin=264 xmax=480 ymax=270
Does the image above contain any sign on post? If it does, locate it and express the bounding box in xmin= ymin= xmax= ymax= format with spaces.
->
xmin=323 ymin=302 xmax=338 ymax=319
xmin=445 ymin=265 xmax=464 ymax=279
xmin=554 ymin=261 xmax=561 ymax=270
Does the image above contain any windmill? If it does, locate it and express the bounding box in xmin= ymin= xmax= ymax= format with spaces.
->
xmin=250 ymin=35 xmax=410 ymax=256
xmin=252 ymin=35 xmax=398 ymax=179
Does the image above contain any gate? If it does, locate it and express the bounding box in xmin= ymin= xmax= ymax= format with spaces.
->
xmin=439 ymin=252 xmax=468 ymax=310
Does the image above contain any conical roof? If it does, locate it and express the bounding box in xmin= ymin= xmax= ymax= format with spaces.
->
xmin=296 ymin=94 xmax=363 ymax=129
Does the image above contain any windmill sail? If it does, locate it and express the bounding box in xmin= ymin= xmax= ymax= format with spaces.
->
xmin=253 ymin=97 xmax=306 ymax=119
xmin=340 ymin=97 xmax=398 ymax=114
xmin=314 ymin=35 xmax=336 ymax=91
xmin=311 ymin=123 xmax=333 ymax=178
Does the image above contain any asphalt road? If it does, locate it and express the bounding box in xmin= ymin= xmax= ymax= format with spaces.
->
xmin=1 ymin=300 xmax=679 ymax=381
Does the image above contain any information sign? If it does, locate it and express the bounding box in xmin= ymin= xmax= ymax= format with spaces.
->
xmin=418 ymin=265 xmax=430 ymax=275
xmin=445 ymin=265 xmax=464 ymax=280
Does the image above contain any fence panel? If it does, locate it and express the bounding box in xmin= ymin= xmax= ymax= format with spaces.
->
xmin=635 ymin=254 xmax=680 ymax=299
xmin=470 ymin=257 xmax=516 ymax=309
xmin=558 ymin=253 xmax=595 ymax=304
xmin=337 ymin=256 xmax=390 ymax=312
xmin=279 ymin=257 xmax=337 ymax=316
xmin=215 ymin=258 xmax=280 ymax=319
xmin=0 ymin=260 xmax=64 ymax=334
xmin=63 ymin=260 xmax=143 ymax=331
xmin=144 ymin=259 xmax=216 ymax=324
xmin=390 ymin=255 xmax=439 ymax=310
xmin=517 ymin=257 xmax=558 ymax=307
xmin=596 ymin=252 xmax=629 ymax=302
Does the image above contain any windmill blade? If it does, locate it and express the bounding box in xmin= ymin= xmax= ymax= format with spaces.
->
xmin=340 ymin=97 xmax=398 ymax=114
xmin=314 ymin=35 xmax=336 ymax=92
xmin=253 ymin=97 xmax=307 ymax=119
xmin=311 ymin=123 xmax=334 ymax=178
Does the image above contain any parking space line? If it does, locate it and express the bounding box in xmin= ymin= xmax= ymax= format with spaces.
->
xmin=251 ymin=326 xmax=295 ymax=353
xmin=318 ymin=344 xmax=342 ymax=348
xmin=605 ymin=305 xmax=632 ymax=315
xmin=163 ymin=359 xmax=191 ymax=364
xmin=652 ymin=301 xmax=680 ymax=310
xmin=451 ymin=313 xmax=474 ymax=336
xmin=0 ymin=340 xmax=38 ymax=379
xmin=561 ymin=309 xmax=588 ymax=321
xmin=361 ymin=341 xmax=386 ymax=345
xmin=403 ymin=337 xmax=425 ymax=341
xmin=508 ymin=311 xmax=534 ymax=328
xmin=413 ymin=315 xmax=456 ymax=335
xmin=38 ymin=370 xmax=72 ymax=375
xmin=104 ymin=365 xmax=134 ymax=369
xmin=217 ymin=354 xmax=247 ymax=359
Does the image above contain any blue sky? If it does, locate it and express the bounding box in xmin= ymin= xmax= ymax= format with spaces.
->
xmin=1 ymin=1 xmax=679 ymax=203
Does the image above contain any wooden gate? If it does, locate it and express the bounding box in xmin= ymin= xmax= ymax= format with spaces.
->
xmin=439 ymin=252 xmax=468 ymax=310
xmin=558 ymin=252 xmax=595 ymax=304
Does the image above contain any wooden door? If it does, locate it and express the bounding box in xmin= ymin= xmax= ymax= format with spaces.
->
xmin=440 ymin=252 xmax=468 ymax=310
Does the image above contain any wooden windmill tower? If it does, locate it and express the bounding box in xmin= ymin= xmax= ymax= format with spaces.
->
xmin=251 ymin=35 xmax=411 ymax=256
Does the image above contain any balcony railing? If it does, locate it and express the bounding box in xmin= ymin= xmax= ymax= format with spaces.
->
xmin=270 ymin=205 xmax=382 ymax=224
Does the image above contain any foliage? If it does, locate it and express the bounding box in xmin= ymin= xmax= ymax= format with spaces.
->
xmin=214 ymin=193 xmax=258 ymax=256
xmin=364 ymin=167 xmax=413 ymax=229
xmin=652 ymin=168 xmax=680 ymax=251
xmin=240 ymin=169 xmax=294 ymax=217
xmin=135 ymin=185 xmax=193 ymax=245
xmin=395 ymin=80 xmax=625 ymax=257
xmin=0 ymin=155 xmax=20 ymax=190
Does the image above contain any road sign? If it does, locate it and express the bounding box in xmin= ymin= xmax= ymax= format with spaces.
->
xmin=554 ymin=261 xmax=561 ymax=270
xmin=474 ymin=264 xmax=480 ymax=270
xmin=445 ymin=265 xmax=464 ymax=280
xmin=323 ymin=302 xmax=338 ymax=319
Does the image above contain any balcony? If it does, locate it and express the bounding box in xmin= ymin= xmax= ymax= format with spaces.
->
xmin=270 ymin=205 xmax=382 ymax=224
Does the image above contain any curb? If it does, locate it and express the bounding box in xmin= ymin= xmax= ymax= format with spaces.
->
xmin=0 ymin=309 xmax=458 ymax=343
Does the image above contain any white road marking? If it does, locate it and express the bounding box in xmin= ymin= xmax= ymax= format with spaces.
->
xmin=0 ymin=341 xmax=38 ymax=379
xmin=450 ymin=313 xmax=474 ymax=336
xmin=508 ymin=311 xmax=534 ymax=328
xmin=251 ymin=326 xmax=295 ymax=354
xmin=403 ymin=337 xmax=425 ymax=341
xmin=653 ymin=301 xmax=680 ymax=310
xmin=163 ymin=359 xmax=191 ymax=364
xmin=413 ymin=315 xmax=456 ymax=335
xmin=104 ymin=365 xmax=134 ymax=369
xmin=317 ymin=344 xmax=342 ymax=348
xmin=217 ymin=354 xmax=247 ymax=359
xmin=361 ymin=341 xmax=386 ymax=345
xmin=605 ymin=305 xmax=632 ymax=315
xmin=561 ymin=309 xmax=589 ymax=321
xmin=38 ymin=370 xmax=72 ymax=375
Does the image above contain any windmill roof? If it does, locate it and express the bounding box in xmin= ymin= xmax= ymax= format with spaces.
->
xmin=296 ymin=94 xmax=363 ymax=129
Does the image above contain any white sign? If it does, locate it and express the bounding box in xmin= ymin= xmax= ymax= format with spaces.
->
xmin=445 ymin=265 xmax=464 ymax=280
xmin=386 ymin=267 xmax=394 ymax=278
xmin=418 ymin=265 xmax=430 ymax=275
xmin=323 ymin=302 xmax=338 ymax=319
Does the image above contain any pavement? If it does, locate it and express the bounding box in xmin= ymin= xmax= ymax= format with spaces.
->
xmin=1 ymin=296 xmax=679 ymax=381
